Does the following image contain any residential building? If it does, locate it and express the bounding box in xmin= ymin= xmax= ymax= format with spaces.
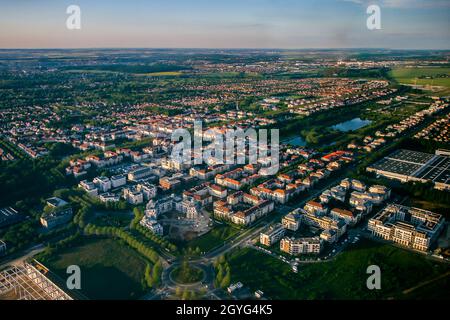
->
xmin=320 ymin=229 xmax=338 ymax=243
xmin=208 ymin=184 xmax=228 ymax=198
xmin=301 ymin=212 xmax=347 ymax=239
xmin=137 ymin=182 xmax=157 ymax=200
xmin=330 ymin=208 xmax=360 ymax=226
xmin=140 ymin=215 xmax=163 ymax=236
xmin=145 ymin=194 xmax=182 ymax=218
xmin=128 ymin=166 xmax=153 ymax=181
xmin=110 ymin=174 xmax=126 ymax=188
xmin=159 ymin=174 xmax=183 ymax=190
xmin=368 ymin=204 xmax=445 ymax=251
xmin=123 ymin=187 xmax=144 ymax=205
xmin=78 ymin=180 xmax=98 ymax=196
xmin=213 ymin=191 xmax=275 ymax=226
xmin=93 ymin=176 xmax=112 ymax=192
xmin=40 ymin=197 xmax=73 ymax=229
xmin=304 ymin=201 xmax=328 ymax=216
xmin=99 ymin=193 xmax=121 ymax=203
xmin=282 ymin=209 xmax=303 ymax=231
xmin=260 ymin=223 xmax=286 ymax=246
xmin=280 ymin=237 xmax=322 ymax=255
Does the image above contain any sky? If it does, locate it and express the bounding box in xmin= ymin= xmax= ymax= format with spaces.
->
xmin=0 ymin=0 xmax=449 ymax=49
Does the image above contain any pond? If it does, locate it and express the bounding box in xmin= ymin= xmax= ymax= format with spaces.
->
xmin=331 ymin=118 xmax=372 ymax=132
xmin=282 ymin=135 xmax=307 ymax=147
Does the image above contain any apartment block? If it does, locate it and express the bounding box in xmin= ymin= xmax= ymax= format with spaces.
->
xmin=40 ymin=197 xmax=73 ymax=229
xmin=280 ymin=237 xmax=322 ymax=255
xmin=110 ymin=174 xmax=127 ymax=188
xmin=260 ymin=223 xmax=286 ymax=246
xmin=93 ymin=176 xmax=112 ymax=193
xmin=368 ymin=204 xmax=445 ymax=252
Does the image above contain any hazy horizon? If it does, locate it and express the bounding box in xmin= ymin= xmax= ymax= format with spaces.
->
xmin=1 ymin=0 xmax=449 ymax=50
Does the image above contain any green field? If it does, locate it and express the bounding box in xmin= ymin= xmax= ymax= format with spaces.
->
xmin=227 ymin=239 xmax=450 ymax=300
xmin=43 ymin=238 xmax=147 ymax=300
xmin=136 ymin=71 xmax=183 ymax=76
xmin=389 ymin=67 xmax=450 ymax=95
xmin=183 ymin=223 xmax=240 ymax=254
xmin=91 ymin=211 xmax=133 ymax=228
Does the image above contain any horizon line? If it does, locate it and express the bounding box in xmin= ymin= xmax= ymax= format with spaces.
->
xmin=0 ymin=47 xmax=449 ymax=51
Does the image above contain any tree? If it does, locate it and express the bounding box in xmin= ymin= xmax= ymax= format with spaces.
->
xmin=151 ymin=260 xmax=163 ymax=287
xmin=145 ymin=264 xmax=154 ymax=288
xmin=182 ymin=289 xmax=190 ymax=300
xmin=220 ymin=269 xmax=231 ymax=289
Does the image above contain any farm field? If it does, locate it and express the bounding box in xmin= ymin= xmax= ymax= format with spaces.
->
xmin=389 ymin=67 xmax=450 ymax=95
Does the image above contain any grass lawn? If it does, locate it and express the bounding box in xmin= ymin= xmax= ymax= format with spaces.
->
xmin=227 ymin=239 xmax=450 ymax=300
xmin=183 ymin=223 xmax=240 ymax=254
xmin=42 ymin=238 xmax=147 ymax=300
xmin=91 ymin=211 xmax=133 ymax=228
xmin=389 ymin=67 xmax=450 ymax=95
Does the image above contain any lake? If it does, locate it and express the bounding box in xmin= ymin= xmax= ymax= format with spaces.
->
xmin=331 ymin=118 xmax=372 ymax=132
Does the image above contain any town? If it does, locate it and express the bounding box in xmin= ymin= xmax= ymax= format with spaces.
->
xmin=0 ymin=47 xmax=449 ymax=302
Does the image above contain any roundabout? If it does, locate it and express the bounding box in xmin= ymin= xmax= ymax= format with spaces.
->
xmin=170 ymin=263 xmax=205 ymax=285
xmin=163 ymin=259 xmax=214 ymax=290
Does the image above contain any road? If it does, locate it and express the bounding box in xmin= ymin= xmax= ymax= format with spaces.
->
xmin=0 ymin=243 xmax=46 ymax=270
xmin=145 ymin=163 xmax=362 ymax=299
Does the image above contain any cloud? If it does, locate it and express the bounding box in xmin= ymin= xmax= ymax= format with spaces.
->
xmin=341 ymin=0 xmax=450 ymax=8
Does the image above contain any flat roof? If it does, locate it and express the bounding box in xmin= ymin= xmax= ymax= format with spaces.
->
xmin=0 ymin=207 xmax=24 ymax=228
xmin=369 ymin=149 xmax=449 ymax=186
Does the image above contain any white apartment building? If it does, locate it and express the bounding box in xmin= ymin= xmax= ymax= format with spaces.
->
xmin=280 ymin=237 xmax=322 ymax=255
xmin=140 ymin=216 xmax=163 ymax=236
xmin=145 ymin=195 xmax=182 ymax=218
xmin=93 ymin=176 xmax=112 ymax=193
xmin=260 ymin=224 xmax=286 ymax=246
xmin=137 ymin=182 xmax=157 ymax=200
xmin=78 ymin=180 xmax=98 ymax=196
xmin=368 ymin=204 xmax=444 ymax=252
xmin=110 ymin=174 xmax=126 ymax=188
xmin=123 ymin=187 xmax=144 ymax=205
xmin=99 ymin=192 xmax=121 ymax=203
xmin=128 ymin=166 xmax=153 ymax=181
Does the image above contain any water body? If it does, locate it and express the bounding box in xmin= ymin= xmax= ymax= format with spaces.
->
xmin=331 ymin=118 xmax=372 ymax=132
xmin=282 ymin=136 xmax=336 ymax=147
xmin=282 ymin=135 xmax=307 ymax=147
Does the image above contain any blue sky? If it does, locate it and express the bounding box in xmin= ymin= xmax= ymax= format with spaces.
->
xmin=0 ymin=0 xmax=449 ymax=49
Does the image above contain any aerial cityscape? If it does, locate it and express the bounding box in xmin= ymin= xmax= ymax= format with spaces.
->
xmin=0 ymin=0 xmax=449 ymax=309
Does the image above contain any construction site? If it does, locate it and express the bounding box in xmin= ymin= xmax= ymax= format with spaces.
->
xmin=0 ymin=260 xmax=73 ymax=300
